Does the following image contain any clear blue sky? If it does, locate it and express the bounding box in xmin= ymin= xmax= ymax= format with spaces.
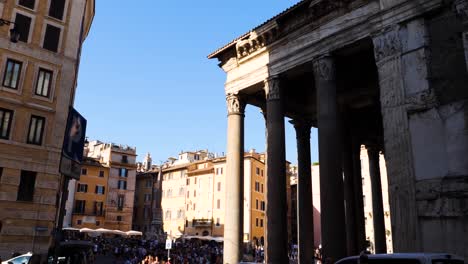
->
xmin=75 ymin=0 xmax=318 ymax=164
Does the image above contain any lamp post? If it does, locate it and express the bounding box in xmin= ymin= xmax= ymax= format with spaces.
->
xmin=0 ymin=18 xmax=20 ymax=43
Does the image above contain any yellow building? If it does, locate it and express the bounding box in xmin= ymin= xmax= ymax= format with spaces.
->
xmin=0 ymin=0 xmax=94 ymax=258
xmin=69 ymin=140 xmax=137 ymax=231
xmin=71 ymin=157 xmax=109 ymax=229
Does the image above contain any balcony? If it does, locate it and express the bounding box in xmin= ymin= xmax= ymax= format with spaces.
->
xmin=192 ymin=219 xmax=212 ymax=227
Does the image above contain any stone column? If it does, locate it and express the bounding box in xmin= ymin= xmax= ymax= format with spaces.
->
xmin=342 ymin=123 xmax=357 ymax=256
xmin=290 ymin=119 xmax=314 ymax=264
xmin=224 ymin=93 xmax=245 ymax=264
xmin=264 ymin=76 xmax=288 ymax=264
xmin=373 ymin=26 xmax=419 ymax=252
xmin=351 ymin=141 xmax=366 ymax=253
xmin=314 ymin=55 xmax=347 ymax=261
xmin=367 ymin=146 xmax=387 ymax=253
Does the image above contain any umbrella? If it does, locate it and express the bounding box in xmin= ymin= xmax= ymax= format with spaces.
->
xmin=79 ymin=228 xmax=96 ymax=233
xmin=62 ymin=227 xmax=80 ymax=231
xmin=112 ymin=230 xmax=127 ymax=236
xmin=126 ymin=230 xmax=143 ymax=236
xmin=95 ymin=228 xmax=113 ymax=234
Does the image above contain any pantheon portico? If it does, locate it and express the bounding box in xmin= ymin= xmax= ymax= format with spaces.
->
xmin=209 ymin=0 xmax=468 ymax=263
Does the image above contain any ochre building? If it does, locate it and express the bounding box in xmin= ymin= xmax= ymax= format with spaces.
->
xmin=0 ymin=0 xmax=94 ymax=258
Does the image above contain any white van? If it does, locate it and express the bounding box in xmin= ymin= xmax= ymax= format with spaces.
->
xmin=336 ymin=253 xmax=464 ymax=264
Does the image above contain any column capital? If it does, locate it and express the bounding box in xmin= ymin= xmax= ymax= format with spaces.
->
xmin=372 ymin=26 xmax=402 ymax=62
xmin=226 ymin=93 xmax=246 ymax=115
xmin=313 ymin=55 xmax=336 ymax=81
xmin=289 ymin=119 xmax=313 ymax=140
xmin=264 ymin=75 xmax=281 ymax=101
xmin=455 ymin=0 xmax=468 ymax=23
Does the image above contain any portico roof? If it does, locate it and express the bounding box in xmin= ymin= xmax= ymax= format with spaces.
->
xmin=207 ymin=0 xmax=308 ymax=59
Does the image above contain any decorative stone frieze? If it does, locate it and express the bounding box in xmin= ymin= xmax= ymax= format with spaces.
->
xmin=236 ymin=28 xmax=278 ymax=59
xmin=264 ymin=76 xmax=281 ymax=100
xmin=406 ymin=89 xmax=439 ymax=113
xmin=226 ymin=93 xmax=246 ymax=115
xmin=313 ymin=55 xmax=335 ymax=81
xmin=373 ymin=27 xmax=402 ymax=62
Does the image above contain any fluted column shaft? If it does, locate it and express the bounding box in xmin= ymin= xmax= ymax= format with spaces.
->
xmin=224 ymin=94 xmax=245 ymax=264
xmin=265 ymin=76 xmax=288 ymax=264
xmin=314 ymin=55 xmax=347 ymax=261
xmin=367 ymin=146 xmax=387 ymax=253
xmin=291 ymin=119 xmax=314 ymax=264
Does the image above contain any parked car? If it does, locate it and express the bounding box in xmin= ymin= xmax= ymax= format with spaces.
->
xmin=1 ymin=252 xmax=33 ymax=264
xmin=336 ymin=253 xmax=464 ymax=264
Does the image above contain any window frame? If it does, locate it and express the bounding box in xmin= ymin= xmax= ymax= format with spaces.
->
xmin=27 ymin=115 xmax=46 ymax=145
xmin=17 ymin=170 xmax=36 ymax=202
xmin=0 ymin=108 xmax=14 ymax=140
xmin=46 ymin=0 xmax=69 ymax=21
xmin=12 ymin=9 xmax=35 ymax=43
xmin=34 ymin=67 xmax=53 ymax=98
xmin=2 ymin=58 xmax=23 ymax=90
xmin=17 ymin=0 xmax=38 ymax=11
xmin=41 ymin=20 xmax=63 ymax=53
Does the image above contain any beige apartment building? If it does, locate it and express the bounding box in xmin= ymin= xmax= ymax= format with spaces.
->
xmin=0 ymin=0 xmax=94 ymax=257
xmin=80 ymin=140 xmax=137 ymax=231
xmin=159 ymin=150 xmax=268 ymax=244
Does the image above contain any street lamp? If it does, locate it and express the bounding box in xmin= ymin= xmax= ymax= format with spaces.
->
xmin=0 ymin=18 xmax=20 ymax=43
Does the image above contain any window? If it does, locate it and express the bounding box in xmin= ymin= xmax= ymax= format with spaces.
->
xmin=95 ymin=185 xmax=105 ymax=195
xmin=194 ymin=178 xmax=197 ymax=184
xmin=35 ymin=68 xmax=52 ymax=97
xmin=186 ymin=178 xmax=190 ymax=185
xmin=217 ymin=182 xmax=221 ymax=192
xmin=81 ymin=168 xmax=87 ymax=175
xmin=256 ymin=199 xmax=259 ymax=210
xmin=363 ymin=195 xmax=366 ymax=207
xmin=3 ymin=59 xmax=22 ymax=89
xmin=99 ymin=170 xmax=104 ymax=177
xmin=194 ymin=190 xmax=196 ymax=197
xmin=186 ymin=204 xmax=189 ymax=210
xmin=96 ymin=221 xmax=100 ymax=226
xmin=74 ymin=200 xmax=85 ymax=214
xmin=220 ymin=168 xmax=223 ymax=174
xmin=165 ymin=210 xmax=171 ymax=220
xmin=14 ymin=13 xmax=31 ymax=43
xmin=48 ymin=0 xmax=66 ymax=20
xmin=179 ymin=187 xmax=184 ymax=196
xmin=19 ymin=0 xmax=35 ymax=9
xmin=145 ymin=179 xmax=151 ymax=188
xmin=144 ymin=194 xmax=151 ymax=202
xmin=0 ymin=108 xmax=13 ymax=139
xmin=0 ymin=167 xmax=3 ymax=182
xmin=119 ymin=168 xmax=128 ymax=177
xmin=177 ymin=209 xmax=183 ymax=219
xmin=122 ymin=155 xmax=128 ymax=163
xmin=216 ymin=218 xmax=220 ymax=226
xmin=261 ymin=184 xmax=264 ymax=193
xmin=256 ymin=167 xmax=260 ymax=175
xmin=117 ymin=195 xmax=124 ymax=211
xmin=261 ymin=201 xmax=265 ymax=211
xmin=27 ymin=115 xmax=45 ymax=145
xmin=255 ymin=182 xmax=260 ymax=192
xmin=261 ymin=169 xmax=264 ymax=177
xmin=77 ymin=183 xmax=88 ymax=193
xmin=193 ymin=203 xmax=196 ymax=210
xmin=118 ymin=180 xmax=127 ymax=190
xmin=217 ymin=199 xmax=221 ymax=209
xmin=256 ymin=218 xmax=259 ymax=227
xmin=187 ymin=191 xmax=190 ymax=198
xmin=260 ymin=219 xmax=264 ymax=227
xmin=17 ymin=170 xmax=36 ymax=201
xmin=167 ymin=189 xmax=172 ymax=197
xmin=77 ymin=219 xmax=82 ymax=225
xmin=94 ymin=202 xmax=103 ymax=216
xmin=186 ymin=220 xmax=189 ymax=227
xmin=116 ymin=215 xmax=122 ymax=221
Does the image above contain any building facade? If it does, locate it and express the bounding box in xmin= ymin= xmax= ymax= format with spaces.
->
xmin=0 ymin=0 xmax=94 ymax=258
xmin=74 ymin=140 xmax=137 ymax=231
xmin=133 ymin=153 xmax=164 ymax=239
xmin=71 ymin=157 xmax=109 ymax=229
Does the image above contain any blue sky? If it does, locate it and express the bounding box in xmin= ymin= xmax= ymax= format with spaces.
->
xmin=75 ymin=0 xmax=318 ymax=164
